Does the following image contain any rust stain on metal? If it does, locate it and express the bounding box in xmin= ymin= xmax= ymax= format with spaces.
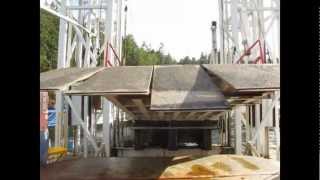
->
xmin=230 ymin=157 xmax=259 ymax=170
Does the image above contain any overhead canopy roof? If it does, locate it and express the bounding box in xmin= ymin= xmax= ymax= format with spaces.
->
xmin=40 ymin=64 xmax=279 ymax=120
xmin=151 ymin=65 xmax=229 ymax=111
xmin=202 ymin=64 xmax=280 ymax=93
xmin=40 ymin=67 xmax=103 ymax=90
xmin=67 ymin=66 xmax=153 ymax=95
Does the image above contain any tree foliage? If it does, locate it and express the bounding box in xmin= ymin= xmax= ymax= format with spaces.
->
xmin=122 ymin=34 xmax=210 ymax=66
xmin=122 ymin=35 xmax=177 ymax=66
xmin=40 ymin=9 xmax=59 ymax=72
xmin=178 ymin=53 xmax=210 ymax=65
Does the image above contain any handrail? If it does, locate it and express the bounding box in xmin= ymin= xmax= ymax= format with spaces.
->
xmin=108 ymin=43 xmax=122 ymax=65
xmin=235 ymin=39 xmax=265 ymax=64
xmin=103 ymin=42 xmax=122 ymax=67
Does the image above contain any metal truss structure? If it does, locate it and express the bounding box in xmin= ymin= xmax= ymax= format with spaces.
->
xmin=215 ymin=0 xmax=280 ymax=64
xmin=41 ymin=0 xmax=126 ymax=157
xmin=211 ymin=0 xmax=280 ymax=161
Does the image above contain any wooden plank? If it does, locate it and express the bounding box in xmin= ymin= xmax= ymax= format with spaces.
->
xmin=132 ymin=99 xmax=151 ymax=119
xmin=104 ymin=96 xmax=136 ymax=119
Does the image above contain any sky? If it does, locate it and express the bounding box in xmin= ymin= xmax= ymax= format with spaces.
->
xmin=126 ymin=0 xmax=219 ymax=60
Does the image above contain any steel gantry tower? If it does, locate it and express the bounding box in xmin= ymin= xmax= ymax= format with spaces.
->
xmin=41 ymin=0 xmax=126 ymax=157
xmin=215 ymin=0 xmax=280 ymax=64
xmin=212 ymin=0 xmax=280 ymax=161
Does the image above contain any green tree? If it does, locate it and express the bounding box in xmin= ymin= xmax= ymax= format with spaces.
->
xmin=198 ymin=52 xmax=209 ymax=64
xmin=122 ymin=34 xmax=177 ymax=66
xmin=40 ymin=9 xmax=59 ymax=72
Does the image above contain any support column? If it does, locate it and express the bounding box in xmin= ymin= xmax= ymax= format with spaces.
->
xmin=72 ymin=96 xmax=82 ymax=155
xmin=55 ymin=0 xmax=67 ymax=148
xmin=90 ymin=99 xmax=96 ymax=137
xmin=255 ymin=104 xmax=262 ymax=154
xmin=103 ymin=98 xmax=111 ymax=157
xmin=55 ymin=91 xmax=64 ymax=147
xmin=218 ymin=0 xmax=225 ymax=64
xmin=262 ymin=98 xmax=272 ymax=157
xmin=83 ymin=96 xmax=89 ymax=158
xmin=230 ymin=0 xmax=239 ymax=63
xmin=63 ymin=108 xmax=68 ymax=148
xmin=235 ymin=106 xmax=242 ymax=154
xmin=244 ymin=106 xmax=251 ymax=142
xmin=75 ymin=125 xmax=81 ymax=155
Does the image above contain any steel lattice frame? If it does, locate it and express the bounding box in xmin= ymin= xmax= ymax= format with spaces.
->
xmin=217 ymin=0 xmax=280 ymax=64
xmin=215 ymin=0 xmax=280 ymax=161
xmin=41 ymin=0 xmax=125 ymax=157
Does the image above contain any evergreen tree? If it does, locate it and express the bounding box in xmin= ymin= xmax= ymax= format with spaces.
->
xmin=40 ymin=9 xmax=59 ymax=72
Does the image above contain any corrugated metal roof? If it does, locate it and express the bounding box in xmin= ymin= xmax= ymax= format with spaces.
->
xmin=40 ymin=65 xmax=279 ymax=115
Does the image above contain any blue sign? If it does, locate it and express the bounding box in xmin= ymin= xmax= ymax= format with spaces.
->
xmin=48 ymin=108 xmax=56 ymax=127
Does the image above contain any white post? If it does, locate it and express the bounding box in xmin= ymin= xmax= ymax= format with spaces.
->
xmin=71 ymin=96 xmax=82 ymax=155
xmin=103 ymin=98 xmax=111 ymax=157
xmin=55 ymin=0 xmax=67 ymax=148
xmin=255 ymin=104 xmax=262 ymax=154
xmin=84 ymin=14 xmax=92 ymax=67
xmin=83 ymin=96 xmax=89 ymax=158
xmin=230 ymin=0 xmax=239 ymax=63
xmin=117 ymin=0 xmax=123 ymax=61
xmin=91 ymin=101 xmax=96 ymax=137
xmin=57 ymin=0 xmax=67 ymax=69
xmin=55 ymin=91 xmax=64 ymax=147
xmin=244 ymin=106 xmax=250 ymax=142
xmin=105 ymin=0 xmax=115 ymax=65
xmin=65 ymin=96 xmax=99 ymax=152
xmin=251 ymin=93 xmax=280 ymax=157
xmin=257 ymin=99 xmax=269 ymax=156
xmin=218 ymin=0 xmax=225 ymax=64
xmin=235 ymin=106 xmax=242 ymax=154
xmin=262 ymin=98 xmax=272 ymax=157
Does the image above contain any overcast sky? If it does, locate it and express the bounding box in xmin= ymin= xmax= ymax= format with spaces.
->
xmin=126 ymin=0 xmax=219 ymax=60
